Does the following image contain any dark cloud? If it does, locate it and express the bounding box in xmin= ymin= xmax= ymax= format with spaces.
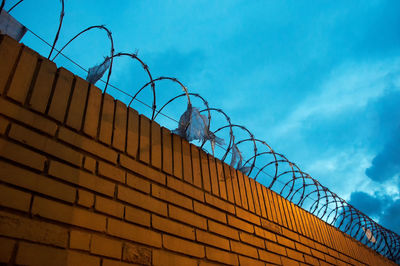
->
xmin=349 ymin=191 xmax=387 ymax=218
xmin=380 ymin=199 xmax=400 ymax=235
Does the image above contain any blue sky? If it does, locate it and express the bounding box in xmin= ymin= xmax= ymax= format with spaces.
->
xmin=6 ymin=0 xmax=400 ymax=234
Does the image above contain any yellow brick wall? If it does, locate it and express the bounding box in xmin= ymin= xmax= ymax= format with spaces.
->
xmin=0 ymin=34 xmax=395 ymax=266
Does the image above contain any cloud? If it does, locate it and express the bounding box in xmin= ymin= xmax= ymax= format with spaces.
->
xmin=349 ymin=191 xmax=390 ymax=219
xmin=380 ymin=199 xmax=400 ymax=235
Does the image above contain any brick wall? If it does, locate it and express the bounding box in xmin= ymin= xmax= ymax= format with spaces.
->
xmin=0 ymin=34 xmax=395 ymax=266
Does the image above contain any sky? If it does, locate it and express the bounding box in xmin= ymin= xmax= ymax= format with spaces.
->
xmin=5 ymin=0 xmax=400 ymax=234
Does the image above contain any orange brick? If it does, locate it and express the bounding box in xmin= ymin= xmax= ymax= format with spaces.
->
xmin=230 ymin=240 xmax=258 ymax=258
xmin=95 ymin=195 xmax=124 ymax=218
xmin=32 ymin=196 xmax=106 ymax=232
xmin=196 ymin=229 xmax=230 ymax=250
xmin=169 ymin=205 xmax=207 ymax=229
xmin=172 ymin=133 xmax=183 ymax=179
xmin=29 ymin=58 xmax=57 ymax=113
xmin=255 ymin=181 xmax=267 ymax=218
xmin=281 ymin=256 xmax=300 ymax=266
xmin=49 ymin=160 xmax=115 ymax=197
xmin=0 ymin=183 xmax=31 ymax=212
xmin=83 ymin=85 xmax=102 ymax=138
xmin=118 ymin=185 xmax=167 ymax=216
xmin=67 ymin=251 xmax=100 ymax=266
xmin=205 ymin=193 xmax=235 ymax=214
xmin=66 ymin=76 xmax=89 ymax=130
xmin=0 ymin=236 xmax=15 ymax=263
xmin=9 ymin=123 xmax=83 ymax=167
xmin=119 ymin=154 xmax=165 ymax=185
xmin=77 ymin=189 xmax=94 ymax=208
xmin=112 ymin=100 xmax=127 ymax=151
xmin=181 ymin=140 xmax=193 ymax=183
xmin=139 ymin=115 xmax=151 ymax=163
xmin=151 ymin=121 xmax=162 ymax=169
xmin=191 ymin=144 xmax=202 ymax=188
xmin=161 ymin=127 xmax=173 ymax=175
xmin=0 ymin=160 xmax=76 ymax=203
xmin=238 ymin=255 xmax=264 ymax=266
xmin=126 ymin=172 xmax=150 ymax=193
xmin=98 ymin=161 xmax=125 ymax=183
xmin=325 ymin=254 xmax=338 ymax=265
xmin=83 ymin=156 xmax=96 ymax=173
xmin=99 ymin=93 xmax=115 ymax=145
xmin=0 ymin=35 xmax=21 ymax=94
xmin=277 ymin=235 xmax=295 ymax=249
xmin=0 ymin=210 xmax=68 ymax=247
xmin=163 ymin=234 xmax=205 ymax=258
xmin=199 ymin=149 xmax=211 ymax=192
xmin=125 ymin=205 xmax=150 ymax=226
xmin=126 ymin=108 xmax=139 ymax=158
xmin=236 ymin=206 xmax=261 ymax=226
xmin=243 ymin=174 xmax=255 ymax=212
xmin=227 ymin=215 xmax=254 ymax=233
xmin=249 ymin=178 xmax=262 ymax=216
xmin=239 ymin=231 xmax=265 ymax=248
xmin=107 ymin=218 xmax=161 ymax=247
xmin=295 ymin=242 xmax=311 ymax=255
xmin=0 ymin=116 xmax=9 ymax=134
xmin=123 ymin=243 xmax=152 ymax=265
xmin=208 ymin=156 xmax=220 ymax=196
xmin=6 ymin=45 xmax=38 ymax=103
xmin=0 ymin=97 xmax=57 ymax=135
xmin=223 ymin=164 xmax=235 ymax=204
xmin=70 ymin=230 xmax=91 ymax=251
xmin=287 ymin=248 xmax=305 ymax=262
xmin=0 ymin=137 xmax=46 ymax=171
xmin=208 ymin=220 xmax=239 ymax=240
xmin=48 ymin=68 xmax=74 ymax=122
xmin=304 ymin=254 xmax=319 ymax=265
xmin=59 ymin=127 xmax=118 ymax=163
xmin=153 ymin=249 xmax=197 ymax=266
xmin=236 ymin=171 xmax=248 ymax=209
xmin=152 ymin=184 xmax=192 ymax=210
xmin=258 ymin=249 xmax=282 ymax=265
xmin=231 ymin=169 xmax=242 ymax=207
xmin=167 ymin=175 xmax=204 ymax=202
xmin=91 ymin=234 xmax=122 ymax=259
xmin=216 ymin=159 xmax=227 ymax=200
xmin=262 ymin=185 xmax=274 ymax=222
xmin=205 ymin=246 xmax=239 ymax=265
xmin=254 ymin=226 xmax=277 ymax=242
xmin=282 ymin=228 xmax=300 ymax=242
xmin=266 ymin=241 xmax=287 ymax=256
xmin=299 ymin=235 xmax=315 ymax=249
xmin=194 ymin=201 xmax=226 ymax=224
xmin=311 ymin=249 xmax=325 ymax=260
xmin=152 ymin=214 xmax=195 ymax=240
xmin=16 ymin=242 xmax=67 ymax=266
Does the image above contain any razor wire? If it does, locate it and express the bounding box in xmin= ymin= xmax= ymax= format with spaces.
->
xmin=1 ymin=0 xmax=399 ymax=263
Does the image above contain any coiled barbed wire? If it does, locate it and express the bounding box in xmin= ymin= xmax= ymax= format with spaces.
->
xmin=1 ymin=0 xmax=399 ymax=263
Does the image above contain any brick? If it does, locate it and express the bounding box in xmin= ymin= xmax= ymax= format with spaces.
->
xmin=70 ymin=230 xmax=91 ymax=251
xmin=151 ymin=121 xmax=162 ymax=169
xmin=216 ymin=159 xmax=227 ymax=199
xmin=125 ymin=206 xmax=150 ymax=226
xmin=123 ymin=243 xmax=152 ymax=265
xmin=244 ymin=175 xmax=257 ymax=214
xmin=152 ymin=214 xmax=195 ymax=240
xmin=205 ymin=246 xmax=238 ymax=265
xmin=208 ymin=156 xmax=219 ymax=196
xmin=194 ymin=201 xmax=226 ymax=224
xmin=236 ymin=171 xmax=248 ymax=209
xmin=231 ymin=169 xmax=242 ymax=207
xmin=107 ymin=218 xmax=161 ymax=247
xmin=120 ymin=154 xmax=165 ymax=184
xmin=181 ymin=140 xmax=193 ymax=183
xmin=325 ymin=254 xmax=338 ymax=265
xmin=0 ymin=183 xmax=31 ymax=212
xmin=299 ymin=235 xmax=315 ymax=249
xmin=261 ymin=185 xmax=274 ymax=222
xmin=112 ymin=100 xmax=127 ymax=151
xmin=236 ymin=206 xmax=261 ymax=226
xmin=227 ymin=215 xmax=254 ymax=233
xmin=83 ymin=156 xmax=96 ymax=173
xmin=169 ymin=205 xmax=207 ymax=229
xmin=0 ymin=137 xmax=46 ymax=170
xmin=198 ymin=261 xmax=221 ymax=266
xmin=16 ymin=242 xmax=67 ymax=266
xmin=99 ymin=93 xmax=115 ymax=144
xmin=239 ymin=231 xmax=265 ymax=248
xmin=0 ymin=116 xmax=9 ymax=134
xmin=280 ymin=257 xmax=300 ymax=266
xmin=276 ymin=235 xmax=295 ymax=249
xmin=266 ymin=241 xmax=286 ymax=256
xmin=77 ymin=189 xmax=94 ymax=208
xmin=139 ymin=115 xmax=151 ymax=163
xmin=261 ymin=218 xmax=281 ymax=234
xmin=98 ymin=161 xmax=125 ymax=183
xmin=59 ymin=127 xmax=118 ymax=163
xmin=67 ymin=251 xmax=100 ymax=266
xmin=197 ymin=229 xmax=230 ymax=250
xmin=0 ymin=160 xmax=76 ymax=203
xmin=48 ymin=68 xmax=74 ymax=122
xmin=161 ymin=127 xmax=173 ymax=175
xmin=0 ymin=35 xmax=21 ymax=94
xmin=118 ymin=185 xmax=167 ymax=216
xmin=153 ymin=249 xmax=197 ymax=266
xmin=6 ymin=45 xmax=37 ymax=103
xmin=199 ymin=149 xmax=211 ymax=192
xmin=163 ymin=234 xmax=205 ymax=258
xmin=9 ymin=123 xmax=83 ymax=166
xmin=230 ymin=240 xmax=258 ymax=258
xmin=223 ymin=164 xmax=235 ymax=204
xmin=126 ymin=108 xmax=139 ymax=158
xmin=32 ymin=196 xmax=106 ymax=232
xmin=172 ymin=133 xmax=183 ymax=179
xmin=0 ymin=210 xmax=68 ymax=247
xmin=83 ymin=85 xmax=102 ymax=138
xmin=304 ymin=254 xmax=319 ymax=265
xmin=205 ymin=193 xmax=235 ymax=214
xmin=258 ymin=249 xmax=281 ymax=265
xmin=66 ymin=76 xmax=89 ymax=130
xmin=191 ymin=144 xmax=202 ymax=188
xmin=91 ymin=234 xmax=122 ymax=259
xmin=295 ymin=242 xmax=311 ymax=255
xmin=0 ymin=97 xmax=57 ymax=135
xmin=95 ymin=195 xmax=124 ymax=218
xmin=126 ymin=172 xmax=150 ymax=193
xmin=29 ymin=58 xmax=57 ymax=113
xmin=287 ymin=248 xmax=305 ymax=262
xmin=256 ymin=181 xmax=267 ymax=218
xmin=311 ymin=249 xmax=325 ymax=260
xmin=49 ymin=160 xmax=115 ymax=197
xmin=0 ymin=236 xmax=15 ymax=263
xmin=254 ymin=226 xmax=277 ymax=242
xmin=282 ymin=228 xmax=300 ymax=242
xmin=238 ymin=255 xmax=265 ymax=266
xmin=167 ymin=175 xmax=204 ymax=202
xmin=103 ymin=259 xmax=133 ymax=266
xmin=152 ymin=184 xmax=192 ymax=210
xmin=249 ymin=178 xmax=262 ymax=216
xmin=208 ymin=220 xmax=239 ymax=240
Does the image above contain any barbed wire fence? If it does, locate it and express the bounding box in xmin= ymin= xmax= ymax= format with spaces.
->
xmin=1 ymin=0 xmax=399 ymax=262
